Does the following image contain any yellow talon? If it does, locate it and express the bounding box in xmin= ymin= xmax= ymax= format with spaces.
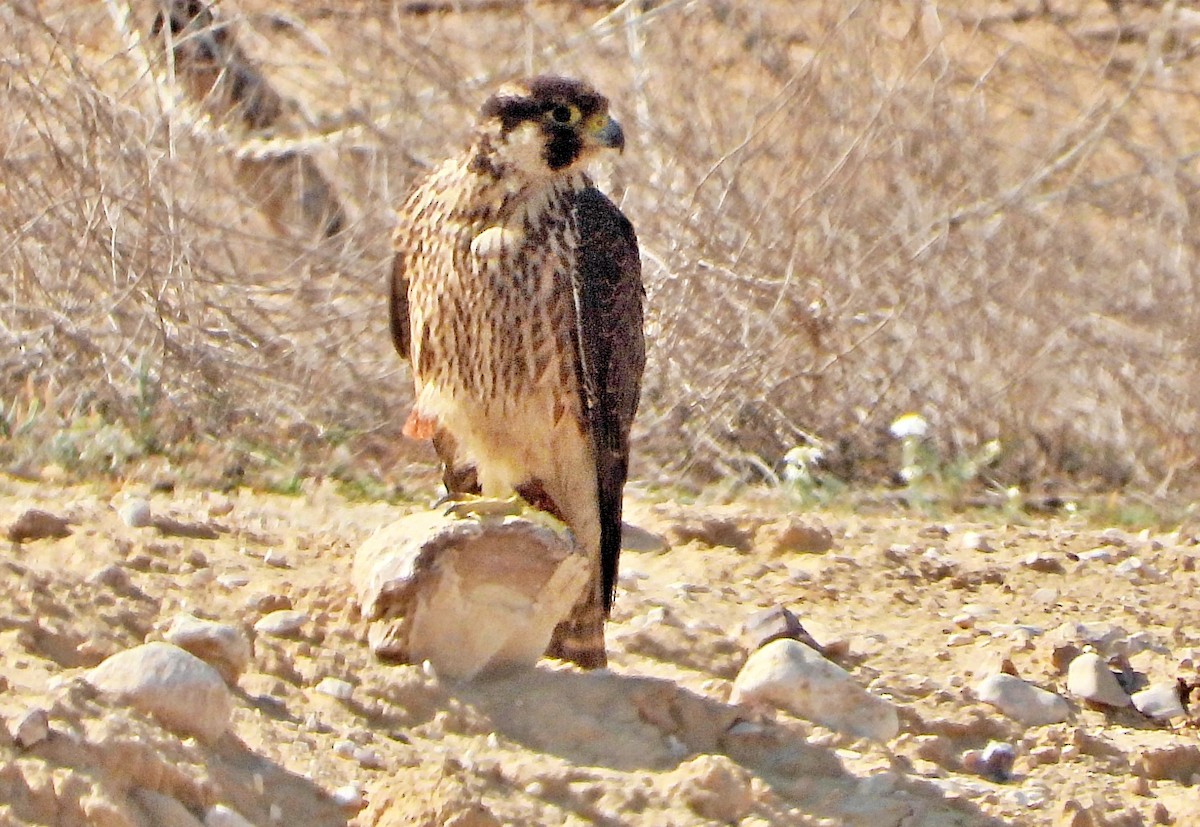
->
xmin=441 ymin=494 xmax=525 ymax=520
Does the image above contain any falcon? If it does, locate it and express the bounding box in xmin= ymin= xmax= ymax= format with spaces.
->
xmin=389 ymin=76 xmax=645 ymax=669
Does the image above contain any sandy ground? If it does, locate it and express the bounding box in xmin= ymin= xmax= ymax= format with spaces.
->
xmin=1 ymin=473 xmax=1198 ymax=826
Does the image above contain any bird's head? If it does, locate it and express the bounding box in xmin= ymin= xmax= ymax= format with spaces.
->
xmin=472 ymin=76 xmax=625 ymax=181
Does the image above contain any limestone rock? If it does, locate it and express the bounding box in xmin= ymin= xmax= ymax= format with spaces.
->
xmin=13 ymin=707 xmax=50 ymax=748
xmin=1066 ymin=652 xmax=1131 ymax=708
xmin=253 ymin=610 xmax=308 ymax=638
xmin=131 ymin=789 xmax=205 ymax=827
xmin=352 ymin=507 xmax=590 ymax=681
xmin=6 ymin=508 xmax=70 ymax=542
xmin=86 ymin=642 xmax=232 ymax=744
xmin=164 ymin=614 xmax=251 ymax=685
xmin=755 ymin=517 xmax=834 ymax=555
xmin=729 ymin=638 xmax=900 ymax=741
xmin=975 ymin=673 xmax=1070 ymax=726
xmin=1131 ymin=682 xmax=1186 ymax=721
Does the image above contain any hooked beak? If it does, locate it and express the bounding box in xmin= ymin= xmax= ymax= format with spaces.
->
xmin=588 ymin=115 xmax=625 ymax=153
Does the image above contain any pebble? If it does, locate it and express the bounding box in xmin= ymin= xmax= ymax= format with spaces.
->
xmin=263 ymin=549 xmax=291 ymax=568
xmin=254 ymin=610 xmax=308 ymax=638
xmin=6 ymin=508 xmax=71 ymax=542
xmin=165 ymin=613 xmax=252 ymax=685
xmin=87 ymin=564 xmax=132 ymax=591
xmin=1031 ymin=588 xmax=1058 ymax=605
xmin=1136 ymin=744 xmax=1200 ymax=781
xmin=118 ymin=498 xmax=153 ymax=528
xmin=755 ymin=517 xmax=834 ymax=555
xmin=331 ymin=784 xmax=366 ymax=811
xmin=314 ymin=677 xmax=354 ymax=701
xmin=130 ymin=789 xmax=205 ymax=827
xmin=962 ymin=741 xmax=1017 ymax=782
xmin=353 ymin=747 xmax=385 ymax=769
xmin=975 ymin=674 xmax=1069 ymax=726
xmin=1114 ymin=557 xmax=1165 ymax=583
xmin=85 ymin=642 xmax=232 ymax=743
xmin=204 ymin=805 xmax=256 ymax=827
xmin=669 ymin=754 xmax=754 ymax=824
xmin=217 ymin=574 xmax=250 ymax=589
xmin=959 ymin=531 xmax=993 ymax=552
xmin=13 ymin=708 xmax=50 ymax=748
xmin=1022 ymin=553 xmax=1064 ymax=574
xmin=730 ymin=638 xmax=899 ymax=741
xmin=1131 ymin=682 xmax=1186 ymax=721
xmin=620 ymin=522 xmax=669 ymax=553
xmin=1066 ymin=652 xmax=1130 ymax=708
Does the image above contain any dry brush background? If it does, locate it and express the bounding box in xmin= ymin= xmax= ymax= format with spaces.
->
xmin=3 ymin=0 xmax=1200 ymax=501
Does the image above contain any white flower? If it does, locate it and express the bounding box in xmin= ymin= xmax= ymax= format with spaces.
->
xmin=889 ymin=413 xmax=929 ymax=440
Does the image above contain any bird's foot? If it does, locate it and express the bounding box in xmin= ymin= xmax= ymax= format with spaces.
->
xmin=439 ymin=493 xmax=525 ymax=520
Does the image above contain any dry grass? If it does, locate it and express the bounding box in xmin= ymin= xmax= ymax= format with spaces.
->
xmin=3 ymin=0 xmax=1200 ymax=501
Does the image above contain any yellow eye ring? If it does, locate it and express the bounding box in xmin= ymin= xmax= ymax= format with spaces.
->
xmin=549 ymin=104 xmax=580 ymax=125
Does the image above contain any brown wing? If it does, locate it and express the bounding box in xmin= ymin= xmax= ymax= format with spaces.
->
xmin=571 ymin=186 xmax=645 ymax=614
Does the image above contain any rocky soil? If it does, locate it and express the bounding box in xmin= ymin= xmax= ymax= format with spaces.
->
xmin=1 ymin=473 xmax=1198 ymax=826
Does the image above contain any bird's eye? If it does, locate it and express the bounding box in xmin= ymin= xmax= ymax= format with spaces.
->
xmin=550 ymin=105 xmax=577 ymax=125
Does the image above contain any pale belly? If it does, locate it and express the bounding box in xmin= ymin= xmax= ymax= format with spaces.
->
xmin=426 ymin=381 xmax=602 ymax=558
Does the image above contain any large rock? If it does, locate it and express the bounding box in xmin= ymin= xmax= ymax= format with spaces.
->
xmin=352 ymin=507 xmax=590 ymax=681
xmin=729 ymin=638 xmax=899 ymax=741
xmin=975 ymin=673 xmax=1070 ymax=726
xmin=1065 ymin=652 xmax=1130 ymax=708
xmin=86 ymin=642 xmax=232 ymax=744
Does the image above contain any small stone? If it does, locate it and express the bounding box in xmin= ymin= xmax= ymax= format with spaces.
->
xmin=975 ymin=673 xmax=1069 ymax=726
xmin=1031 ymin=588 xmax=1059 ymax=605
xmin=947 ymin=633 xmax=974 ymax=647
xmin=1136 ymin=744 xmax=1200 ymax=782
xmin=1066 ymin=653 xmax=1131 ymax=708
xmin=217 ymin=574 xmax=250 ymax=589
xmin=86 ymin=642 xmax=231 ymax=744
xmin=1115 ymin=557 xmax=1166 ymax=583
xmin=1151 ymin=803 xmax=1172 ymax=825
xmin=959 ymin=531 xmax=993 ymax=552
xmin=1125 ymin=775 xmax=1152 ymax=797
xmin=669 ymin=755 xmax=754 ymax=823
xmin=1131 ymin=682 xmax=1186 ymax=721
xmin=314 ymin=677 xmax=354 ymax=701
xmin=620 ymin=522 xmax=668 ymax=553
xmin=668 ymin=517 xmax=752 ymax=550
xmin=130 ymin=789 xmax=205 ymax=827
xmin=118 ymin=498 xmax=153 ymax=528
xmin=207 ymin=497 xmax=235 ymax=518
xmin=1022 ymin=553 xmax=1064 ymax=574
xmin=263 ymin=549 xmax=291 ymax=568
xmin=88 ymin=564 xmax=132 ymax=591
xmin=164 ymin=614 xmax=252 ymax=685
xmin=952 ymin=613 xmax=975 ymax=629
xmin=6 ymin=508 xmax=71 ymax=542
xmin=205 ymin=805 xmax=256 ymax=827
xmin=331 ymin=784 xmax=366 ymax=811
xmin=353 ymin=747 xmax=385 ymax=769
xmin=254 ymin=610 xmax=308 ymax=638
xmin=756 ymin=518 xmax=834 ymax=555
xmin=13 ymin=708 xmax=50 ymax=748
xmin=730 ymin=638 xmax=899 ymax=741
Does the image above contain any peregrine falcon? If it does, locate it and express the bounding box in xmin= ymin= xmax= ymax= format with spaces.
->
xmin=390 ymin=76 xmax=645 ymax=669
